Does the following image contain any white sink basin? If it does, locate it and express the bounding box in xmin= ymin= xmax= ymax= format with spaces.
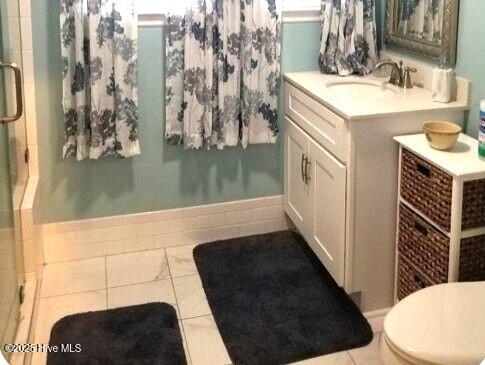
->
xmin=325 ymin=79 xmax=398 ymax=98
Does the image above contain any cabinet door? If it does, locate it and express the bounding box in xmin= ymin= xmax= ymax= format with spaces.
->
xmin=308 ymin=138 xmax=347 ymax=286
xmin=284 ymin=117 xmax=310 ymax=234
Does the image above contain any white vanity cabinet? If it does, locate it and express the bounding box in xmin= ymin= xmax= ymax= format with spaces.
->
xmin=282 ymin=72 xmax=469 ymax=312
xmin=284 ymin=117 xmax=346 ymax=286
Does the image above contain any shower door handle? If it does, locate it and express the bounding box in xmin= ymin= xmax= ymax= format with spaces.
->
xmin=0 ymin=62 xmax=23 ymax=124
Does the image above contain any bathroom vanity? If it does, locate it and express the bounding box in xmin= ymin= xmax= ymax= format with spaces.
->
xmin=283 ymin=70 xmax=470 ymax=312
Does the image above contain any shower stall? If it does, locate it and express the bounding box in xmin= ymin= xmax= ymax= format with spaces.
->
xmin=0 ymin=0 xmax=28 ymax=361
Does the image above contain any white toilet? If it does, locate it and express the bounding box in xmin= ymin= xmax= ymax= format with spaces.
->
xmin=379 ymin=282 xmax=485 ymax=365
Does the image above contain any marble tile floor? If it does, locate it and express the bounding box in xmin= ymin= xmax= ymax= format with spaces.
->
xmin=31 ymin=243 xmax=384 ymax=365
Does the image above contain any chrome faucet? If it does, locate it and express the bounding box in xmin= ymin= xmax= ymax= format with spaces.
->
xmin=375 ymin=59 xmax=402 ymax=86
xmin=374 ymin=60 xmax=417 ymax=89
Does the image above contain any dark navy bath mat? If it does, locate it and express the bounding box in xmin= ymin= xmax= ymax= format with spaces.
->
xmin=194 ymin=230 xmax=373 ymax=365
xmin=47 ymin=302 xmax=187 ymax=365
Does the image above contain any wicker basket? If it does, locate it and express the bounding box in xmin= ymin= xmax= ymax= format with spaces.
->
xmin=398 ymin=204 xmax=450 ymax=283
xmin=400 ymin=149 xmax=452 ymax=230
xmin=459 ymin=234 xmax=485 ymax=281
xmin=462 ymin=179 xmax=485 ymax=229
xmin=397 ymin=256 xmax=433 ymax=300
xmin=401 ymin=149 xmax=485 ymax=231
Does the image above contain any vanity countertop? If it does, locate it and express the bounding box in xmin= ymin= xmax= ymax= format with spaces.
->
xmin=284 ymin=71 xmax=470 ymax=121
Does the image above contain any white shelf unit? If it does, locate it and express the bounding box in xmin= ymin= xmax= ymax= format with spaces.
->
xmin=394 ymin=133 xmax=485 ymax=301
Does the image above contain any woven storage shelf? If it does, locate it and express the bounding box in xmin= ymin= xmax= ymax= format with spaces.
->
xmin=462 ymin=179 xmax=485 ymax=229
xmin=400 ymin=149 xmax=452 ymax=231
xmin=397 ymin=256 xmax=433 ymax=300
xmin=459 ymin=234 xmax=485 ymax=281
xmin=398 ymin=204 xmax=450 ymax=283
xmin=396 ymin=136 xmax=485 ymax=303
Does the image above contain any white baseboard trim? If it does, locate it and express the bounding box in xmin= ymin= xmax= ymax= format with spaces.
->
xmin=42 ymin=195 xmax=292 ymax=264
xmin=364 ymin=308 xmax=392 ymax=319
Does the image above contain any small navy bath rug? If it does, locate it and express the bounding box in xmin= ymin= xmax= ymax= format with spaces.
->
xmin=47 ymin=302 xmax=187 ymax=365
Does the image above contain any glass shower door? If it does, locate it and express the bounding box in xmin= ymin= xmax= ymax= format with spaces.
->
xmin=0 ymin=122 xmax=19 ymax=362
xmin=0 ymin=0 xmax=26 ymax=361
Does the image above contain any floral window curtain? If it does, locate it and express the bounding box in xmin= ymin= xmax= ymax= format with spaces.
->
xmin=398 ymin=0 xmax=443 ymax=43
xmin=319 ymin=0 xmax=378 ymax=76
xmin=166 ymin=0 xmax=281 ymax=150
xmin=59 ymin=0 xmax=140 ymax=160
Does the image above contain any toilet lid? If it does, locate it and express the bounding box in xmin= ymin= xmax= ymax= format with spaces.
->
xmin=384 ymin=282 xmax=485 ymax=365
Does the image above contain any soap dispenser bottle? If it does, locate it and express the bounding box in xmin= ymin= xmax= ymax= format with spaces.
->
xmin=432 ymin=56 xmax=453 ymax=103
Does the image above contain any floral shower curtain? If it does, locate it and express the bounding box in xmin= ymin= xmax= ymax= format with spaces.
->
xmin=398 ymin=0 xmax=443 ymax=43
xmin=59 ymin=0 xmax=140 ymax=160
xmin=165 ymin=0 xmax=281 ymax=150
xmin=319 ymin=0 xmax=378 ymax=76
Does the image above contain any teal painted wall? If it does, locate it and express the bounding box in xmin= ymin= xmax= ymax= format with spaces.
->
xmin=31 ymin=0 xmax=321 ymax=223
xmin=454 ymin=0 xmax=485 ymax=136
xmin=33 ymin=0 xmax=484 ymax=223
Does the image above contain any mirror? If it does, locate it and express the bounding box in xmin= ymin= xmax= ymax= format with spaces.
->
xmin=384 ymin=0 xmax=459 ymax=65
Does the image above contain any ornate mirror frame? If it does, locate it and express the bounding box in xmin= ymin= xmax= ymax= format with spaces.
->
xmin=384 ymin=0 xmax=460 ymax=65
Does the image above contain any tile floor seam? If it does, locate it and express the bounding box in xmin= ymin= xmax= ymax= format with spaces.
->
xmin=106 ymin=278 xmax=174 ymax=291
xmin=165 ymin=248 xmax=193 ymax=365
xmin=171 ymin=273 xmax=200 ymax=281
xmin=178 ymin=322 xmax=193 ymax=365
xmin=105 ymin=249 xmax=170 ymax=288
xmin=42 ymin=256 xmax=106 ymax=268
xmin=104 ymin=256 xmax=108 ymax=308
xmin=42 ymin=243 xmax=186 ymax=265
xmin=172 ymin=274 xmax=213 ymax=320
xmin=34 ymin=274 xmax=46 ymax=345
xmin=347 ymin=351 xmax=357 ymax=365
xmin=180 ymin=313 xmax=218 ymax=321
xmin=40 ymin=287 xmax=107 ymax=300
xmin=167 ymin=272 xmax=201 ymax=280
xmin=41 ymin=250 xmax=180 ymax=309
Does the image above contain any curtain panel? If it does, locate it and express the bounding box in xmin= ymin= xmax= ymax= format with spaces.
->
xmin=319 ymin=0 xmax=378 ymax=76
xmin=398 ymin=0 xmax=444 ymax=43
xmin=59 ymin=0 xmax=140 ymax=160
xmin=166 ymin=0 xmax=281 ymax=150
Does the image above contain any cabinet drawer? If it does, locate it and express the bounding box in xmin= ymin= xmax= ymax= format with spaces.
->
xmin=285 ymin=83 xmax=346 ymax=162
xmin=397 ymin=256 xmax=433 ymax=300
xmin=400 ymin=149 xmax=453 ymax=231
xmin=398 ymin=204 xmax=449 ymax=283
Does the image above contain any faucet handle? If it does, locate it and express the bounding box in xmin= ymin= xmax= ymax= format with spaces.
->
xmin=403 ymin=66 xmax=417 ymax=89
